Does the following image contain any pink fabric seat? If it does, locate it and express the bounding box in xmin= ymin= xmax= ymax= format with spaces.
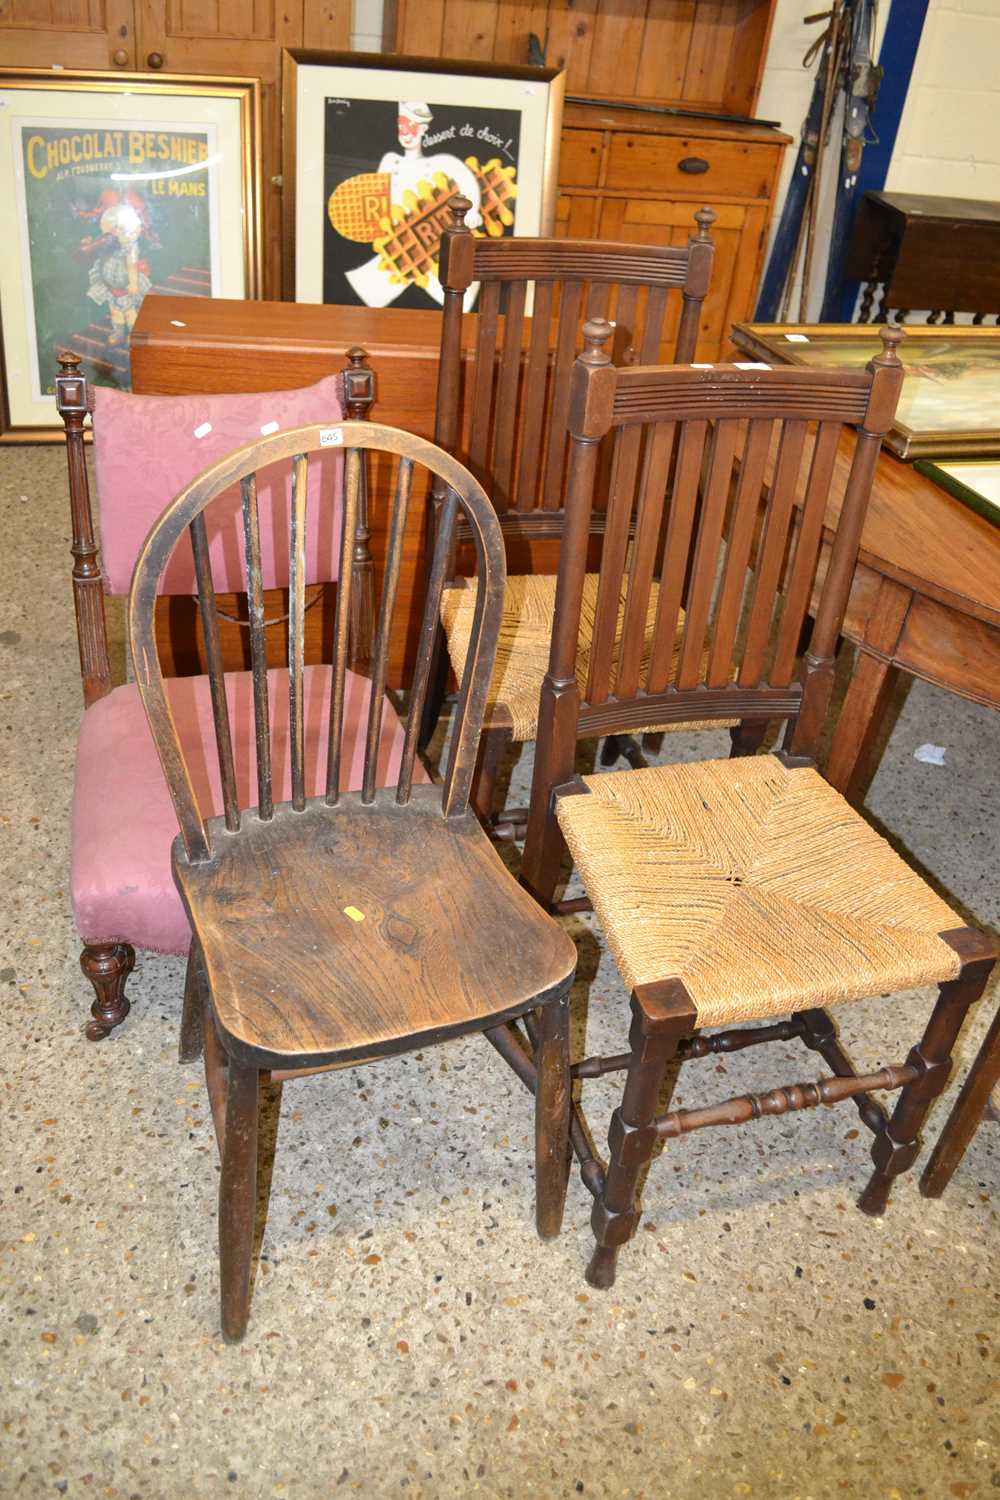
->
xmin=72 ymin=664 xmax=429 ymax=955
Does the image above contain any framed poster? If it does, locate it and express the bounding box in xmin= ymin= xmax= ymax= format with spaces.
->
xmin=731 ymin=321 xmax=1000 ymax=461
xmin=283 ymin=50 xmax=564 ymax=309
xmin=0 ymin=68 xmax=261 ymax=441
xmin=915 ymin=459 xmax=1000 ymax=531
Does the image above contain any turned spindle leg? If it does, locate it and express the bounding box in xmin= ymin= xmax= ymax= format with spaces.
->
xmin=80 ymin=941 xmax=135 ymax=1041
xmin=218 ymin=1056 xmax=260 ymax=1344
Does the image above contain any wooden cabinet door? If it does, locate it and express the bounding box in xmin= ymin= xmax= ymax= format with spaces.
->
xmin=134 ymin=2 xmax=350 ymax=299
xmin=0 ymin=0 xmax=136 ymax=68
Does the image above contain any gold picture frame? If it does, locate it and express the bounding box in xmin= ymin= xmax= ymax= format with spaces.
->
xmin=282 ymin=49 xmax=564 ymax=308
xmin=731 ymin=321 xmax=1000 ymax=461
xmin=0 ymin=66 xmax=262 ymax=442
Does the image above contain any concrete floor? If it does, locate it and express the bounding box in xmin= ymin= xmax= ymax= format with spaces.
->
xmin=2 ymin=445 xmax=998 ymax=1499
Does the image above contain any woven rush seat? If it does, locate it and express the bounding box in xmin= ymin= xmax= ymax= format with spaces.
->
xmin=441 ymin=573 xmax=726 ymax=741
xmin=556 ymin=755 xmax=963 ymax=1028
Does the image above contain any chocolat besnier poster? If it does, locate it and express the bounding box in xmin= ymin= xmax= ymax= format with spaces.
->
xmin=18 ymin=123 xmax=215 ymax=395
xmin=322 ymin=97 xmax=521 ymax=310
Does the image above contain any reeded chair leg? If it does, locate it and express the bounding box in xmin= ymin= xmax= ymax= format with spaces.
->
xmin=921 ymin=1000 xmax=1000 ymax=1198
xmin=859 ymin=935 xmax=997 ymax=1217
xmin=534 ymin=986 xmax=572 ymax=1240
xmin=80 ymin=941 xmax=135 ymax=1041
xmin=586 ymin=988 xmax=692 ymax=1290
xmin=219 ymin=1055 xmax=260 ymax=1344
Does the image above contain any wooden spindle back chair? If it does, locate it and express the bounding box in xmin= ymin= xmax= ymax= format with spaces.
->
xmin=56 ymin=347 xmax=375 ymax=1041
xmin=128 ymin=420 xmax=578 ymax=1341
xmin=517 ymin=322 xmax=998 ymax=1290
xmin=419 ymin=204 xmax=717 ymax=811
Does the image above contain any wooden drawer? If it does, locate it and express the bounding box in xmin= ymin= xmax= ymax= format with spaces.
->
xmin=559 ymin=129 xmax=603 ymax=187
xmin=605 ymin=134 xmax=777 ymax=199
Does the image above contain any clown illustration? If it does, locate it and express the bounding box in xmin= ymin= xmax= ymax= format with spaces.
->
xmin=76 ymin=188 xmax=156 ymax=346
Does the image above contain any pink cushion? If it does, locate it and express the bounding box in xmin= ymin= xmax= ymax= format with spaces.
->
xmin=71 ymin=665 xmax=430 ymax=955
xmin=92 ymin=375 xmax=345 ymax=596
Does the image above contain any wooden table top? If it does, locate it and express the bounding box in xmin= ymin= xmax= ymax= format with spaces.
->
xmin=829 ymin=431 xmax=1000 ymax=630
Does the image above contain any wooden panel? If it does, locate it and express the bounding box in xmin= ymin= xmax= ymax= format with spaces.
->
xmin=683 ymin=0 xmax=734 ymax=107
xmin=0 ymin=0 xmax=134 ymax=65
xmin=545 ymin=0 xmax=597 ymax=89
xmin=442 ymin=0 xmax=500 ymax=59
xmin=605 ymin=132 xmax=778 ymax=199
xmin=301 ymin=1 xmax=351 ymax=46
xmin=554 ymin=194 xmax=599 ymax=238
xmin=635 ymin=0 xmax=695 ymax=102
xmin=492 ymin=0 xmax=549 ymax=65
xmin=559 ymin=129 xmax=603 ymax=187
xmin=587 ymin=0 xmax=648 ymax=99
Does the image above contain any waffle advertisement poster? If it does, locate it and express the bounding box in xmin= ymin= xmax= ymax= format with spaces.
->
xmin=323 ymin=97 xmax=520 ymax=311
xmin=286 ymin=54 xmax=564 ymax=308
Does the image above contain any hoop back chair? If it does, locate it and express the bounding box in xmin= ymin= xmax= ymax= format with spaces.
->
xmin=127 ymin=420 xmax=577 ymax=1341
xmin=419 ymin=202 xmax=717 ymax=819
xmin=56 ymin=348 xmax=376 ymax=1041
xmin=519 ymin=321 xmax=998 ymax=1289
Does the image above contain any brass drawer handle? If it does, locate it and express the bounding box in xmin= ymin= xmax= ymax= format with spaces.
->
xmin=679 ymin=156 xmax=710 ymax=175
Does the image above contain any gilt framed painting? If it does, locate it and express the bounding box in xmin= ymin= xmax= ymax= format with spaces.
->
xmin=283 ymin=50 xmax=564 ymax=310
xmin=0 ymin=67 xmax=261 ymax=441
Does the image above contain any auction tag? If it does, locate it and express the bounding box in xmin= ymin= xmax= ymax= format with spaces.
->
xmin=320 ymin=427 xmax=344 ymax=447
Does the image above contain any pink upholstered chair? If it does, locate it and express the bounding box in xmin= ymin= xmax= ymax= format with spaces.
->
xmin=56 ymin=350 xmax=425 ymax=1043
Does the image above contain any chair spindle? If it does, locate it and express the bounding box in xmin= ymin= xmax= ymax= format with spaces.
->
xmin=676 ymin=417 xmax=740 ymax=689
xmin=287 ymin=453 xmax=309 ymax=812
xmin=240 ymin=472 xmax=273 ymax=820
xmin=362 ymin=456 xmax=413 ymax=805
xmin=738 ymin=419 xmax=807 ymax=687
xmin=586 ymin=423 xmax=643 ymax=704
xmin=616 ymin=420 xmax=676 ymax=699
xmin=771 ymin=420 xmax=842 ymax=686
xmin=469 ymin=280 xmax=501 ymax=480
xmin=325 ymin=446 xmax=361 ymax=805
xmin=646 ymin=418 xmax=708 ymax=694
xmin=515 ymin=279 xmax=554 ymax=511
xmin=398 ymin=487 xmax=460 ymax=807
xmin=542 ymin=279 xmax=583 ymax=506
xmin=493 ymin=279 xmax=528 ymax=505
xmin=189 ymin=511 xmax=240 ymax=832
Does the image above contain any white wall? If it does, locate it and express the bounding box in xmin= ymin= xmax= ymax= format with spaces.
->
xmin=352 ymin=0 xmax=385 ymax=52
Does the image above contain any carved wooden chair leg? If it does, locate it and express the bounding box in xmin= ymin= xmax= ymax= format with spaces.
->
xmin=921 ymin=994 xmax=1000 ymax=1199
xmin=218 ymin=1054 xmax=260 ymax=1344
xmin=859 ymin=930 xmax=997 ymax=1218
xmin=586 ymin=983 xmax=694 ymax=1290
xmin=471 ymin=720 xmax=512 ymax=828
xmin=533 ymin=985 xmax=572 ymax=1240
xmin=179 ymin=941 xmax=207 ymax=1063
xmin=729 ymin=720 xmax=769 ymax=758
xmin=80 ymin=941 xmax=136 ymax=1042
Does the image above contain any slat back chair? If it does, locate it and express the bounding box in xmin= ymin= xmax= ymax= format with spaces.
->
xmin=517 ymin=322 xmax=998 ymax=1290
xmin=127 ymin=420 xmax=578 ymax=1341
xmin=56 ymin=349 xmax=375 ymax=1042
xmin=418 ymin=203 xmax=716 ymax=793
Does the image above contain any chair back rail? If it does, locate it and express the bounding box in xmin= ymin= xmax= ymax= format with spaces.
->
xmin=522 ymin=319 xmax=904 ymax=879
xmin=434 ymin=201 xmax=716 ymax=524
xmin=55 ymin=348 xmax=377 ymax=707
xmin=128 ymin=423 xmax=506 ymax=865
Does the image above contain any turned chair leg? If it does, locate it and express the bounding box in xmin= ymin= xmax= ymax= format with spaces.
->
xmin=80 ymin=941 xmax=135 ymax=1041
xmin=534 ymin=986 xmax=572 ymax=1240
xmin=586 ymin=987 xmax=692 ymax=1290
xmin=729 ymin=720 xmax=769 ymax=758
xmin=859 ymin=935 xmax=997 ymax=1217
xmin=218 ymin=1054 xmax=260 ymax=1344
xmin=179 ymin=941 xmax=207 ymax=1063
xmin=921 ymin=997 xmax=1000 ymax=1199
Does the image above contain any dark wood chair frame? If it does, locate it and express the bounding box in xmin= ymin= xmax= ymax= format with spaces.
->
xmin=511 ymin=320 xmax=998 ymax=1287
xmin=419 ymin=201 xmax=716 ymax=826
xmin=920 ymin=998 xmax=1000 ymax=1198
xmin=127 ymin=419 xmax=577 ymax=1340
xmin=55 ymin=346 xmax=376 ymax=1042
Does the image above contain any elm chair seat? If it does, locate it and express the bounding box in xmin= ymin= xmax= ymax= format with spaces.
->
xmin=440 ymin=573 xmax=728 ymax=742
xmin=72 ymin=663 xmax=423 ymax=956
xmin=556 ymin=756 xmax=964 ymax=1030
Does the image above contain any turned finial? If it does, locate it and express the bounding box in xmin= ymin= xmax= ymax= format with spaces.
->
xmin=448 ymin=195 xmax=472 ymax=230
xmin=342 ymin=346 xmax=374 ymax=416
xmin=580 ymin=317 xmax=614 ymax=366
xmin=58 ymin=349 xmax=81 ymax=375
xmin=875 ymin=323 xmax=905 ymax=365
xmin=693 ymin=206 xmax=716 ymax=242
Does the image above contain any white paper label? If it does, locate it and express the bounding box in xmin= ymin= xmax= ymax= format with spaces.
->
xmin=260 ymin=420 xmax=279 ymax=436
xmin=691 ymin=363 xmax=714 ymax=369
xmin=735 ymin=362 xmax=770 ymax=370
xmin=320 ymin=427 xmax=343 ymax=447
xmin=785 ymin=333 xmax=810 ymax=343
xmin=193 ymin=421 xmax=212 ymax=439
xmin=170 ymin=319 xmax=186 ymax=328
